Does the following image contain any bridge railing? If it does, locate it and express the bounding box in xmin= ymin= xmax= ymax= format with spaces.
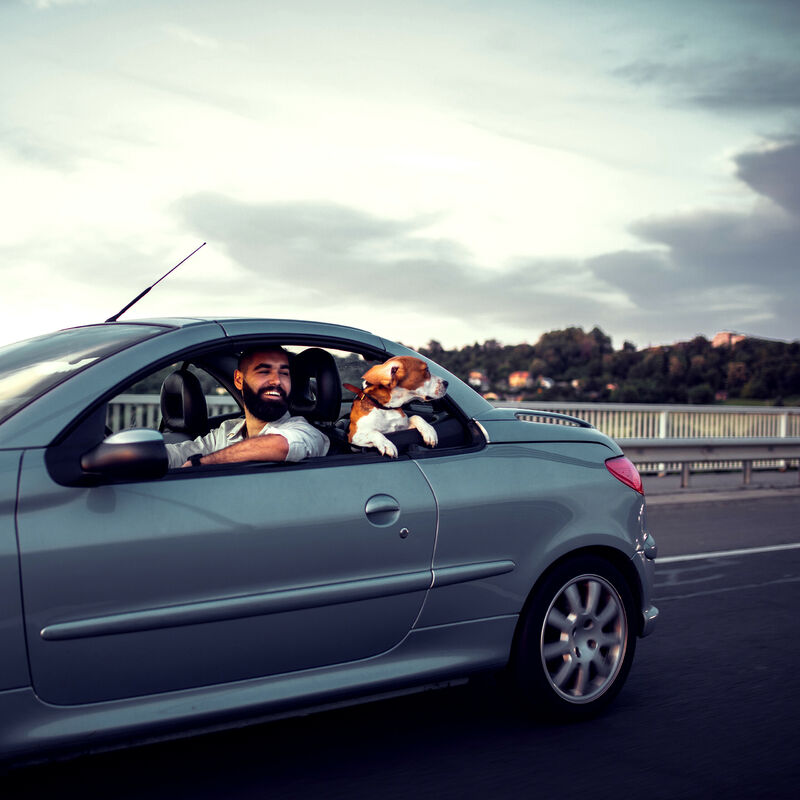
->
xmin=107 ymin=395 xmax=240 ymax=433
xmin=499 ymin=401 xmax=799 ymax=476
xmin=498 ymin=401 xmax=800 ymax=439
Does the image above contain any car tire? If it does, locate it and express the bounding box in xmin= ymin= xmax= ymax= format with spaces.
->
xmin=514 ymin=555 xmax=637 ymax=720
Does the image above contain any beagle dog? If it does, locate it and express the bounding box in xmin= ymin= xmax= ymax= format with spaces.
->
xmin=346 ymin=356 xmax=448 ymax=458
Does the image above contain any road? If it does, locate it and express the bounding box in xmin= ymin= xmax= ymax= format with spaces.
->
xmin=4 ymin=491 xmax=800 ymax=799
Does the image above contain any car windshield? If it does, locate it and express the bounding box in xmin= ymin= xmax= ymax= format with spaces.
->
xmin=0 ymin=324 xmax=169 ymax=424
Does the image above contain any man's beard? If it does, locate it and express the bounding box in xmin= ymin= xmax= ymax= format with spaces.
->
xmin=241 ymin=378 xmax=289 ymax=422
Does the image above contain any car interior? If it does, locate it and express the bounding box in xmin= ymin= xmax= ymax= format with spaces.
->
xmin=116 ymin=343 xmax=481 ymax=465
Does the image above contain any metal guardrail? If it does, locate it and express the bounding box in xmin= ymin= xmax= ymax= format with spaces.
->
xmin=616 ymin=437 xmax=800 ymax=487
xmin=499 ymin=401 xmax=800 ymax=439
xmin=506 ymin=402 xmax=800 ymax=480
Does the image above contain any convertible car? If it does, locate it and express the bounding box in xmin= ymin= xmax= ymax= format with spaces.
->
xmin=0 ymin=317 xmax=658 ymax=762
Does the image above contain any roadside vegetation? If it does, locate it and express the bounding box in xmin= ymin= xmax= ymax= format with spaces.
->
xmin=417 ymin=327 xmax=800 ymax=405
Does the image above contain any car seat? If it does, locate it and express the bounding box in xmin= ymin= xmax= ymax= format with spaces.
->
xmin=159 ymin=368 xmax=210 ymax=442
xmin=289 ymin=348 xmax=346 ymax=453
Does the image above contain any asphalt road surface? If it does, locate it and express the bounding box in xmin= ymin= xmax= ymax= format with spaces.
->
xmin=4 ymin=492 xmax=800 ymax=799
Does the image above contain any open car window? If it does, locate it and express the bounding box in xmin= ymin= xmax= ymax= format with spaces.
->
xmin=102 ymin=343 xmax=476 ymax=469
xmin=106 ymin=363 xmax=239 ymax=435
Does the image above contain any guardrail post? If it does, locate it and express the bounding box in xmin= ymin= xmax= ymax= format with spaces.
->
xmin=779 ymin=412 xmax=788 ymax=471
xmin=742 ymin=460 xmax=753 ymax=485
xmin=680 ymin=462 xmax=691 ymax=488
xmin=658 ymin=410 xmax=669 ymax=476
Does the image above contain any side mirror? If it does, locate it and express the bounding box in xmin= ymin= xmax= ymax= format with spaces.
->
xmin=81 ymin=429 xmax=168 ymax=481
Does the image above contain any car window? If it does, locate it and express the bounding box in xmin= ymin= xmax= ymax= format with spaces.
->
xmin=106 ymin=364 xmax=239 ymax=434
xmin=104 ymin=344 xmax=472 ymax=464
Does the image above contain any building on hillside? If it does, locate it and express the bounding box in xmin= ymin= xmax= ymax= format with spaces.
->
xmin=468 ymin=371 xmax=489 ymax=392
xmin=712 ymin=331 xmax=746 ymax=348
xmin=508 ymin=371 xmax=533 ymax=389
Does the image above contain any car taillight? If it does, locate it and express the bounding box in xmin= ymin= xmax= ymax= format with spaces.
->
xmin=605 ymin=455 xmax=644 ymax=494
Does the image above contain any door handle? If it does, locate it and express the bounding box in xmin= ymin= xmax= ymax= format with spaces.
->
xmin=365 ymin=494 xmax=401 ymax=527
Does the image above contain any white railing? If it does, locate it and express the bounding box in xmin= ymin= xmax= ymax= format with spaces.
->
xmin=107 ymin=394 xmax=240 ymax=433
xmin=500 ymin=401 xmax=800 ymax=475
xmin=500 ymin=401 xmax=800 ymax=440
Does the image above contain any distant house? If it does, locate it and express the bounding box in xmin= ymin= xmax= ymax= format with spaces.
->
xmin=468 ymin=371 xmax=489 ymax=392
xmin=508 ymin=371 xmax=533 ymax=389
xmin=712 ymin=331 xmax=746 ymax=348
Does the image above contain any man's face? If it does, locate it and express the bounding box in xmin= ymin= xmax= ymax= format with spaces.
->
xmin=234 ymin=349 xmax=292 ymax=423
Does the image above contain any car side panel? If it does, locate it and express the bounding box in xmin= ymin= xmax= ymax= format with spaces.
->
xmin=16 ymin=453 xmax=437 ymax=705
xmin=0 ymin=451 xmax=29 ymax=691
xmin=413 ymin=441 xmax=642 ymax=629
xmin=0 ymin=614 xmax=517 ymax=763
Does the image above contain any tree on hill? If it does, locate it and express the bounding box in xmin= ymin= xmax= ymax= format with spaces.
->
xmin=418 ymin=328 xmax=799 ymax=405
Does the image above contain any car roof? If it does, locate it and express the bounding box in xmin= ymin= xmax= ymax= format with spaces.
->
xmin=117 ymin=317 xmax=377 ymax=338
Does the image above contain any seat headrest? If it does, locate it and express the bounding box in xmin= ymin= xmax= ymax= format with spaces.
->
xmin=289 ymin=348 xmax=341 ymax=422
xmin=160 ymin=369 xmax=209 ymax=435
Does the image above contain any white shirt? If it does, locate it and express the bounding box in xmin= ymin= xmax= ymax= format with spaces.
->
xmin=165 ymin=411 xmax=329 ymax=469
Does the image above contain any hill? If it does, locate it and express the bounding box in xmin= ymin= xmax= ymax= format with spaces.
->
xmin=417 ymin=328 xmax=800 ymax=405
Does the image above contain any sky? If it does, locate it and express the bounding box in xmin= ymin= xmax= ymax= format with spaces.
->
xmin=1 ymin=0 xmax=799 ymax=351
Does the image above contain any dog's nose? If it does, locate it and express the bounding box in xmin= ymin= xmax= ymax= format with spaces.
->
xmin=442 ymin=380 xmax=449 ymax=390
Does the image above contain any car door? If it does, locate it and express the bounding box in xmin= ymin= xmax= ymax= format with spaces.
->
xmin=16 ymin=451 xmax=436 ymax=705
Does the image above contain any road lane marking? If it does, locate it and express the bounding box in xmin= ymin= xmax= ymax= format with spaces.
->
xmin=658 ymin=542 xmax=800 ymax=564
xmin=655 ymin=575 xmax=800 ymax=601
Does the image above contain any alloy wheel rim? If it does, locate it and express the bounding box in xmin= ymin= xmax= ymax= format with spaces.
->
xmin=539 ymin=573 xmax=628 ymax=703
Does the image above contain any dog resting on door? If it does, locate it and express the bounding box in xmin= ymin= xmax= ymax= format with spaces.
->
xmin=345 ymin=356 xmax=448 ymax=458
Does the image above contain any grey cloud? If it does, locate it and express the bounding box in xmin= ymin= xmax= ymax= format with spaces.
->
xmin=735 ymin=138 xmax=800 ymax=216
xmin=0 ymin=126 xmax=80 ymax=171
xmin=630 ymin=209 xmax=799 ymax=289
xmin=175 ymin=167 xmax=799 ymax=348
xmin=613 ymin=57 xmax=800 ymax=111
xmin=174 ymin=193 xmax=615 ymax=335
xmin=587 ymin=135 xmax=800 ymax=343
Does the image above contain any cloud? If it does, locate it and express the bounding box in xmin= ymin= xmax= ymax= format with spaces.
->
xmin=735 ymin=138 xmax=800 ymax=216
xmin=587 ymin=135 xmax=800 ymax=342
xmin=174 ymin=124 xmax=800 ymax=347
xmin=613 ymin=57 xmax=800 ymax=111
xmin=23 ymin=0 xmax=97 ymax=9
xmin=174 ymin=193 xmax=617 ymax=336
xmin=163 ymin=25 xmax=222 ymax=51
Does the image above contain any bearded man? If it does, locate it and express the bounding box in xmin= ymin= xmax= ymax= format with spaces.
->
xmin=165 ymin=347 xmax=329 ymax=469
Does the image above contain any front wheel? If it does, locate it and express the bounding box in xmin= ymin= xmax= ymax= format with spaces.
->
xmin=514 ymin=555 xmax=637 ymax=719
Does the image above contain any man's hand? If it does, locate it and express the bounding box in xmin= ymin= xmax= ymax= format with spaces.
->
xmin=180 ymin=434 xmax=290 ymax=467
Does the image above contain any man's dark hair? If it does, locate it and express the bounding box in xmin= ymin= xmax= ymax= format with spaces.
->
xmin=237 ymin=346 xmax=292 ymax=372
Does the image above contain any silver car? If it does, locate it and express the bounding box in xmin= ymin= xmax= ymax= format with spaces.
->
xmin=0 ymin=318 xmax=658 ymax=763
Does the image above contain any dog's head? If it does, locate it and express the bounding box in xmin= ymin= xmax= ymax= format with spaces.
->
xmin=361 ymin=356 xmax=448 ymax=408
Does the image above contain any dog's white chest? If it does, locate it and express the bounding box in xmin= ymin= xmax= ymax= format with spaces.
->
xmin=362 ymin=408 xmax=410 ymax=434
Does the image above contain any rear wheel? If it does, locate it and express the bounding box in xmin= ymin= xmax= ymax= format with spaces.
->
xmin=514 ymin=555 xmax=637 ymax=719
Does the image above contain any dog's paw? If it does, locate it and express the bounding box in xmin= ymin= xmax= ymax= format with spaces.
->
xmin=378 ymin=440 xmax=398 ymax=458
xmin=410 ymin=415 xmax=438 ymax=447
xmin=420 ymin=428 xmax=438 ymax=447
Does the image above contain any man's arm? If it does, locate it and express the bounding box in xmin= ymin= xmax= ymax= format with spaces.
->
xmin=183 ymin=434 xmax=289 ymax=467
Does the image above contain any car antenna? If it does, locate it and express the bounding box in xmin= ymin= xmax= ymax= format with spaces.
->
xmin=105 ymin=242 xmax=207 ymax=323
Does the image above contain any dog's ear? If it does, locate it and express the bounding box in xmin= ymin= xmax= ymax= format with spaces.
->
xmin=362 ymin=360 xmax=403 ymax=387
